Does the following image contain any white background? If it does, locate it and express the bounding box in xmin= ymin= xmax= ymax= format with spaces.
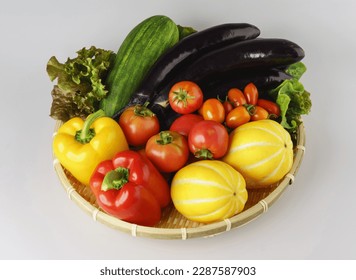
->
xmin=1 ymin=0 xmax=355 ymax=260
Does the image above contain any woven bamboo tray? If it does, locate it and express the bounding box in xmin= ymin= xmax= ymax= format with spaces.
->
xmin=53 ymin=121 xmax=306 ymax=239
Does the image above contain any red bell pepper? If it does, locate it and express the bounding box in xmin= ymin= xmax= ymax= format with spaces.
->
xmin=89 ymin=150 xmax=171 ymax=226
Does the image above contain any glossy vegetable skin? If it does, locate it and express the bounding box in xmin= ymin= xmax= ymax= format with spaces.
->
xmin=171 ymin=160 xmax=248 ymax=223
xmin=251 ymin=106 xmax=269 ymax=121
xmin=257 ymin=99 xmax=281 ymax=117
xmin=183 ymin=38 xmax=305 ymax=81
xmin=225 ymin=106 xmax=251 ymax=128
xmin=129 ymin=23 xmax=261 ymax=107
xmin=169 ymin=114 xmax=204 ymax=137
xmin=89 ymin=151 xmax=170 ymax=226
xmin=90 ymin=152 xmax=165 ymax=226
xmin=149 ymin=38 xmax=303 ymax=127
xmin=200 ymin=68 xmax=292 ymax=100
xmin=101 ymin=15 xmax=179 ymax=117
xmin=188 ymin=120 xmax=229 ymax=159
xmin=155 ymin=38 xmax=303 ymax=100
xmin=145 ymin=131 xmax=189 ymax=173
xmin=119 ymin=103 xmax=160 ymax=147
xmin=53 ymin=110 xmax=128 ymax=186
xmin=198 ymin=98 xmax=225 ymax=123
xmin=168 ymin=81 xmax=203 ymax=114
xmin=227 ymin=88 xmax=246 ymax=107
xmin=244 ymin=82 xmax=259 ymax=105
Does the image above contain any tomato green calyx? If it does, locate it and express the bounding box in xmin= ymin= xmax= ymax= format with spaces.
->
xmin=194 ymin=149 xmax=213 ymax=160
xmin=75 ymin=109 xmax=106 ymax=144
xmin=134 ymin=102 xmax=155 ymax=117
xmin=244 ymin=104 xmax=256 ymax=116
xmin=156 ymin=131 xmax=173 ymax=145
xmin=101 ymin=167 xmax=130 ymax=191
xmin=172 ymin=88 xmax=195 ymax=108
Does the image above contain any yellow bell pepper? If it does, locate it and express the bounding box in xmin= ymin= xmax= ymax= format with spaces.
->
xmin=53 ymin=110 xmax=129 ymax=186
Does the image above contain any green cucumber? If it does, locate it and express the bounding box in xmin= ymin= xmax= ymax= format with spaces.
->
xmin=101 ymin=15 xmax=179 ymax=117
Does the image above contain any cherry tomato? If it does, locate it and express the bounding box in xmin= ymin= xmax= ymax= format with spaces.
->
xmin=251 ymin=106 xmax=269 ymax=121
xmin=227 ymin=88 xmax=247 ymax=107
xmin=119 ymin=103 xmax=160 ymax=147
xmin=188 ymin=120 xmax=229 ymax=159
xmin=168 ymin=81 xmax=204 ymax=114
xmin=257 ymin=99 xmax=281 ymax=118
xmin=198 ymin=98 xmax=225 ymax=123
xmin=244 ymin=82 xmax=259 ymax=105
xmin=145 ymin=131 xmax=189 ymax=173
xmin=169 ymin=114 xmax=204 ymax=137
xmin=225 ymin=106 xmax=251 ymax=129
xmin=222 ymin=99 xmax=234 ymax=117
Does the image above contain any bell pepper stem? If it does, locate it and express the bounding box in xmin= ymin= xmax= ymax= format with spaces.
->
xmin=76 ymin=109 xmax=106 ymax=143
xmin=101 ymin=167 xmax=129 ymax=191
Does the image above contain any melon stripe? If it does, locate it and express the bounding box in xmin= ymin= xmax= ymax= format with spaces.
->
xmin=238 ymin=125 xmax=284 ymax=143
xmin=228 ymin=141 xmax=281 ymax=154
xmin=173 ymin=194 xmax=233 ymax=205
xmin=186 ymin=198 xmax=235 ymax=220
xmin=222 ymin=120 xmax=293 ymax=187
xmin=172 ymin=178 xmax=233 ymax=192
xmin=171 ymin=160 xmax=248 ymax=223
xmin=241 ymin=147 xmax=284 ymax=171
xmin=190 ymin=161 xmax=233 ymax=188
xmin=259 ymin=151 xmax=287 ymax=184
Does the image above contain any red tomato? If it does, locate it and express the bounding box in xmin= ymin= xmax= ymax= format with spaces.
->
xmin=244 ymin=82 xmax=259 ymax=105
xmin=169 ymin=114 xmax=204 ymax=137
xmin=119 ymin=103 xmax=160 ymax=147
xmin=168 ymin=81 xmax=204 ymax=114
xmin=198 ymin=98 xmax=225 ymax=123
xmin=225 ymin=106 xmax=251 ymax=129
xmin=257 ymin=99 xmax=281 ymax=117
xmin=251 ymin=106 xmax=269 ymax=121
xmin=227 ymin=88 xmax=247 ymax=107
xmin=145 ymin=131 xmax=189 ymax=173
xmin=188 ymin=120 xmax=229 ymax=159
xmin=222 ymin=100 xmax=234 ymax=117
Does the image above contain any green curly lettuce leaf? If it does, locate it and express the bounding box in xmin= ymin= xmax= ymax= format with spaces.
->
xmin=47 ymin=46 xmax=115 ymax=121
xmin=269 ymin=62 xmax=312 ymax=133
xmin=285 ymin=61 xmax=307 ymax=80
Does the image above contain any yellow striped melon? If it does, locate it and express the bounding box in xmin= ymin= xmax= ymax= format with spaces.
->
xmin=222 ymin=119 xmax=293 ymax=188
xmin=171 ymin=160 xmax=248 ymax=223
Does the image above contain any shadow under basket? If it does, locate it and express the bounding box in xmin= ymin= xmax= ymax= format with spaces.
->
xmin=53 ymin=121 xmax=306 ymax=240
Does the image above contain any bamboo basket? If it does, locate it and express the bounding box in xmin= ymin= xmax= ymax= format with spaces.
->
xmin=53 ymin=121 xmax=306 ymax=239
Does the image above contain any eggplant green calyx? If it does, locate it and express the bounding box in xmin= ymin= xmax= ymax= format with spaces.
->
xmin=75 ymin=109 xmax=106 ymax=143
xmin=101 ymin=167 xmax=130 ymax=191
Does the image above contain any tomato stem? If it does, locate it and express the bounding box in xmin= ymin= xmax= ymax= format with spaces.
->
xmin=173 ymin=87 xmax=195 ymax=108
xmin=194 ymin=149 xmax=213 ymax=160
xmin=101 ymin=167 xmax=129 ymax=191
xmin=134 ymin=102 xmax=155 ymax=117
xmin=244 ymin=104 xmax=256 ymax=116
xmin=156 ymin=131 xmax=173 ymax=145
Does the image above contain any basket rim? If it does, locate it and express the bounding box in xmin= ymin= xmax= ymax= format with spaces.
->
xmin=52 ymin=121 xmax=306 ymax=240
